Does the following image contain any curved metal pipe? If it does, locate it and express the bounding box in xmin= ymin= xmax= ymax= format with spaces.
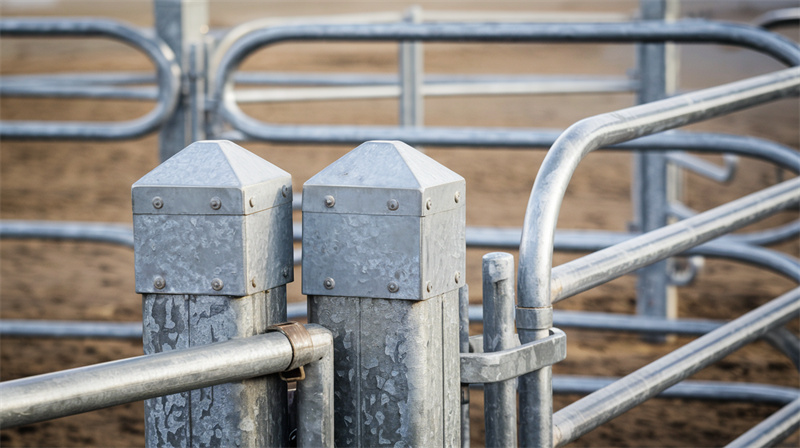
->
xmin=211 ymin=20 xmax=800 ymax=143
xmin=0 ymin=19 xmax=180 ymax=140
xmin=518 ymin=67 xmax=800 ymax=310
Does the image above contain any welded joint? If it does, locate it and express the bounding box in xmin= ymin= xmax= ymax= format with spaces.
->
xmin=516 ymin=305 xmax=553 ymax=330
xmin=266 ymin=321 xmax=315 ymax=381
xmin=460 ymin=328 xmax=566 ymax=384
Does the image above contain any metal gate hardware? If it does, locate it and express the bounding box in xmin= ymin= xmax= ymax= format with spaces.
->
xmin=460 ymin=329 xmax=566 ymax=384
xmin=515 ymin=305 xmax=554 ymax=330
xmin=266 ymin=322 xmax=315 ymax=382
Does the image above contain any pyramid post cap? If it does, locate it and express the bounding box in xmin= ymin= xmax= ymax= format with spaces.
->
xmin=303 ymin=140 xmax=465 ymax=217
xmin=132 ymin=140 xmax=292 ymax=215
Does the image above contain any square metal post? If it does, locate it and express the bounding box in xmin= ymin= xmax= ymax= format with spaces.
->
xmin=303 ymin=140 xmax=465 ymax=447
xmin=633 ymin=0 xmax=679 ymax=340
xmin=154 ymin=0 xmax=209 ymax=161
xmin=133 ymin=140 xmax=294 ymax=447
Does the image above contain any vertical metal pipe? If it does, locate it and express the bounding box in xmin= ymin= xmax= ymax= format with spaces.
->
xmin=296 ymin=325 xmax=335 ymax=448
xmin=482 ymin=253 xmax=518 ymax=447
xmin=459 ymin=285 xmax=471 ymax=448
xmin=634 ymin=0 xmax=678 ymax=340
xmin=154 ymin=0 xmax=208 ymax=161
xmin=399 ymin=6 xmax=424 ymax=131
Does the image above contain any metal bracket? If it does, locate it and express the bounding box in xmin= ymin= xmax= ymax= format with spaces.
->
xmin=515 ymin=305 xmax=553 ymax=330
xmin=266 ymin=322 xmax=314 ymax=382
xmin=460 ymin=328 xmax=566 ymax=384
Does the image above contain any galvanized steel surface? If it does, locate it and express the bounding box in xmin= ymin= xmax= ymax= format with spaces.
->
xmin=302 ymin=140 xmax=465 ymax=300
xmin=481 ymin=252 xmax=518 ymax=447
xmin=0 ymin=18 xmax=180 ymax=140
xmin=725 ymin=397 xmax=800 ymax=448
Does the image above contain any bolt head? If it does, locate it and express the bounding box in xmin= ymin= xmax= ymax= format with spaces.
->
xmin=454 ymin=191 xmax=461 ymax=203
xmin=454 ymin=271 xmax=461 ymax=284
xmin=281 ymin=185 xmax=289 ymax=198
xmin=152 ymin=197 xmax=163 ymax=209
xmin=426 ymin=281 xmax=433 ymax=293
xmin=324 ymin=195 xmax=335 ymax=208
xmin=323 ymin=277 xmax=335 ymax=290
xmin=387 ymin=281 xmax=400 ymax=293
xmin=153 ymin=276 xmax=166 ymax=290
xmin=211 ymin=278 xmax=224 ymax=291
xmin=282 ymin=266 xmax=290 ymax=278
xmin=425 ymin=198 xmax=432 ymax=210
xmin=387 ymin=199 xmax=399 ymax=211
xmin=210 ymin=197 xmax=222 ymax=210
xmin=251 ymin=278 xmax=257 ymax=288
xmin=249 ymin=197 xmax=255 ymax=208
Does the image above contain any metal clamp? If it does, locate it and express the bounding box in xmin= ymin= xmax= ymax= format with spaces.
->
xmin=460 ymin=328 xmax=566 ymax=384
xmin=515 ymin=305 xmax=553 ymax=330
xmin=266 ymin=322 xmax=315 ymax=382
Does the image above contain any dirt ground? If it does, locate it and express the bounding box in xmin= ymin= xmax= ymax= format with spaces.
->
xmin=1 ymin=1 xmax=799 ymax=447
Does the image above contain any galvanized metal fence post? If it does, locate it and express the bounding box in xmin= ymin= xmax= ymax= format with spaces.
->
xmin=482 ymin=252 xmax=518 ymax=447
xmin=154 ymin=0 xmax=209 ymax=161
xmin=633 ymin=0 xmax=679 ymax=339
xmin=132 ymin=140 xmax=294 ymax=447
xmin=303 ymin=140 xmax=465 ymax=446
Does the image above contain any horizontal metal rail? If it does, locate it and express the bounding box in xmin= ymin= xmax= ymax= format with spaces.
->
xmin=0 ymin=324 xmax=333 ymax=440
xmin=550 ymin=177 xmax=800 ymax=302
xmin=233 ymin=76 xmax=638 ymax=103
xmin=552 ymin=286 xmax=800 ymax=446
xmin=518 ymin=66 xmax=800 ymax=311
xmin=212 ymin=20 xmax=800 ymax=144
xmin=552 ymin=376 xmax=799 ymax=406
xmin=726 ymin=397 xmax=800 ymax=448
xmin=0 ymin=19 xmax=180 ymax=140
xmin=666 ymin=152 xmax=738 ymax=183
xmin=1 ymin=84 xmax=159 ymax=101
xmin=753 ymin=7 xmax=800 ymax=30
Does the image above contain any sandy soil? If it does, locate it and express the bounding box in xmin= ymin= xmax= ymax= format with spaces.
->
xmin=1 ymin=1 xmax=798 ymax=447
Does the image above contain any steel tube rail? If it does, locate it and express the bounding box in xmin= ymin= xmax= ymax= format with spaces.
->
xmin=0 ymin=19 xmax=180 ymax=140
xmin=0 ymin=84 xmax=159 ymax=101
xmin=550 ymin=177 xmax=800 ymax=302
xmin=0 ymin=324 xmax=332 ymax=433
xmin=552 ymin=287 xmax=800 ymax=447
xmin=753 ymin=8 xmax=800 ymax=30
xmin=0 ymin=220 xmax=134 ymax=247
xmin=0 ymin=72 xmax=156 ymax=86
xmin=726 ymin=397 xmax=800 ymax=448
xmin=552 ymin=376 xmax=800 ymax=406
xmin=213 ymin=20 xmax=800 ymax=144
xmin=233 ymin=77 xmax=637 ymax=103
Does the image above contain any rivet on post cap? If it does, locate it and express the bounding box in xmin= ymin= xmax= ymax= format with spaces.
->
xmin=387 ymin=281 xmax=400 ymax=293
xmin=282 ymin=266 xmax=290 ymax=278
xmin=454 ymin=271 xmax=461 ymax=284
xmin=426 ymin=281 xmax=433 ymax=292
xmin=153 ymin=276 xmax=165 ymax=290
xmin=324 ymin=195 xmax=335 ymax=208
xmin=152 ymin=197 xmax=163 ymax=209
xmin=426 ymin=198 xmax=432 ymax=210
xmin=454 ymin=191 xmax=461 ymax=203
xmin=251 ymin=278 xmax=257 ymax=288
xmin=387 ymin=199 xmax=399 ymax=211
xmin=249 ymin=197 xmax=255 ymax=208
xmin=281 ymin=185 xmax=289 ymax=198
xmin=323 ymin=277 xmax=335 ymax=290
xmin=211 ymin=278 xmax=224 ymax=291
xmin=210 ymin=197 xmax=222 ymax=210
